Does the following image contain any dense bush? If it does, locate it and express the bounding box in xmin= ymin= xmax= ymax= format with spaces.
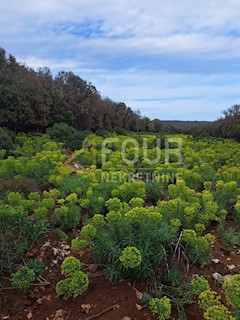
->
xmin=86 ymin=207 xmax=177 ymax=282
xmin=149 ymin=296 xmax=172 ymax=320
xmin=0 ymin=127 xmax=15 ymax=153
xmin=56 ymin=257 xmax=89 ymax=299
xmin=55 ymin=204 xmax=81 ymax=230
xmin=47 ymin=123 xmax=91 ymax=150
xmin=11 ymin=266 xmax=36 ymax=290
xmin=0 ymin=135 xmax=66 ymax=183
xmin=61 ymin=256 xmax=82 ymax=277
xmin=0 ymin=201 xmax=47 ymax=275
xmin=182 ymin=230 xmax=214 ymax=264
xmin=111 ymin=180 xmax=146 ymax=202
xmin=191 ymin=276 xmax=210 ymax=295
xmin=196 ymin=276 xmax=240 ymax=320
xmin=1 ymin=130 xmax=240 ymax=318
xmin=223 ymin=274 xmax=240 ymax=311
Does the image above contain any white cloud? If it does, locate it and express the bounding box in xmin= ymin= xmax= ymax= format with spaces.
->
xmin=1 ymin=0 xmax=240 ymax=60
xmin=1 ymin=0 xmax=240 ymax=120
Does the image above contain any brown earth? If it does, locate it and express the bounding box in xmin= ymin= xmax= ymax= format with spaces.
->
xmin=1 ymin=221 xmax=240 ymax=320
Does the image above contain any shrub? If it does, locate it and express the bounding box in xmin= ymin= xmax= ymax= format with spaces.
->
xmin=106 ymin=211 xmax=124 ymax=227
xmin=191 ymin=276 xmax=210 ymax=295
xmin=26 ymin=259 xmax=45 ymax=276
xmin=47 ymin=123 xmax=90 ymax=150
xmin=0 ymin=178 xmax=40 ymax=195
xmin=43 ymin=188 xmax=61 ymax=199
xmin=215 ymin=180 xmax=238 ymax=211
xmin=47 ymin=123 xmax=76 ymax=146
xmin=119 ymin=246 xmax=142 ymax=269
xmin=0 ymin=127 xmax=15 ymax=152
xmin=65 ymin=193 xmax=78 ymax=203
xmin=92 ymin=214 xmax=106 ymax=228
xmin=111 ymin=180 xmax=146 ymax=202
xmin=71 ymin=238 xmax=87 ymax=252
xmin=34 ymin=206 xmax=48 ymax=219
xmin=56 ymin=256 xmax=89 ymax=299
xmin=0 ymin=203 xmax=47 ymax=275
xmin=223 ymin=274 xmax=240 ymax=311
xmin=80 ymin=224 xmax=96 ymax=240
xmin=69 ymin=270 xmax=89 ymax=297
xmin=198 ymin=290 xmax=221 ymax=310
xmin=129 ymin=197 xmax=144 ymax=208
xmin=203 ymin=305 xmax=236 ymax=320
xmin=149 ymin=297 xmax=172 ymax=320
xmin=55 ymin=204 xmax=81 ymax=230
xmin=56 ymin=270 xmax=89 ymax=299
xmin=198 ymin=288 xmax=236 ymax=320
xmin=57 ymin=229 xmax=68 ymax=242
xmin=90 ymin=206 xmax=177 ymax=281
xmin=56 ymin=278 xmax=72 ymax=299
xmin=7 ymin=192 xmax=22 ymax=206
xmin=11 ymin=266 xmax=36 ymax=290
xmin=235 ymin=199 xmax=240 ymax=222
xmin=41 ymin=198 xmax=55 ymax=211
xmin=105 ymin=198 xmax=122 ymax=211
xmin=61 ymin=256 xmax=82 ymax=277
xmin=28 ymin=192 xmax=41 ymax=202
xmin=217 ymin=224 xmax=240 ymax=253
xmin=182 ymin=230 xmax=214 ymax=264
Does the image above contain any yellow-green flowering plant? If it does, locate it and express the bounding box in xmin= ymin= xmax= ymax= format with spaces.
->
xmin=119 ymin=246 xmax=142 ymax=268
xmin=149 ymin=297 xmax=172 ymax=320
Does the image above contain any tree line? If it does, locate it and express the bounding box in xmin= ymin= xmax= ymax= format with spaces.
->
xmin=210 ymin=105 xmax=240 ymax=141
xmin=0 ymin=48 xmax=167 ymax=134
xmin=182 ymin=105 xmax=240 ymax=141
xmin=0 ymin=47 xmax=239 ymax=142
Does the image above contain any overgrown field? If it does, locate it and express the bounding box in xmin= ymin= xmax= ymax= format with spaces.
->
xmin=0 ymin=132 xmax=240 ymax=320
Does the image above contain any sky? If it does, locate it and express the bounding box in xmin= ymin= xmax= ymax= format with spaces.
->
xmin=1 ymin=0 xmax=240 ymax=121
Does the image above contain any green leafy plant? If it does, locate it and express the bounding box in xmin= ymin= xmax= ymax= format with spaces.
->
xmin=166 ymin=267 xmax=180 ymax=287
xmin=182 ymin=230 xmax=215 ymax=264
xmin=198 ymin=289 xmax=237 ymax=320
xmin=34 ymin=206 xmax=48 ymax=219
xmin=61 ymin=256 xmax=82 ymax=277
xmin=191 ymin=276 xmax=210 ymax=295
xmin=7 ymin=192 xmax=23 ymax=206
xmin=57 ymin=229 xmax=68 ymax=242
xmin=0 ymin=203 xmax=47 ymax=275
xmin=56 ymin=270 xmax=89 ymax=299
xmin=218 ymin=224 xmax=240 ymax=253
xmin=71 ymin=238 xmax=87 ymax=252
xmin=11 ymin=266 xmax=36 ymax=290
xmin=43 ymin=188 xmax=61 ymax=199
xmin=203 ymin=305 xmax=236 ymax=320
xmin=56 ymin=256 xmax=89 ymax=299
xmin=129 ymin=197 xmax=144 ymax=208
xmin=223 ymin=274 xmax=240 ymax=311
xmin=92 ymin=214 xmax=106 ymax=228
xmin=89 ymin=205 xmax=177 ymax=281
xmin=65 ymin=193 xmax=78 ymax=203
xmin=111 ymin=180 xmax=146 ymax=202
xmin=80 ymin=224 xmax=97 ymax=240
xmin=28 ymin=192 xmax=41 ymax=202
xmin=198 ymin=290 xmax=221 ymax=310
xmin=119 ymin=246 xmax=142 ymax=268
xmin=105 ymin=197 xmax=122 ymax=211
xmin=235 ymin=199 xmax=240 ymax=222
xmin=55 ymin=204 xmax=81 ymax=230
xmin=149 ymin=296 xmax=172 ymax=320
xmin=26 ymin=259 xmax=45 ymax=276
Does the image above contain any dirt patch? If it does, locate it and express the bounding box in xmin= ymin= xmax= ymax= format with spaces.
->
xmin=1 ymin=222 xmax=240 ymax=320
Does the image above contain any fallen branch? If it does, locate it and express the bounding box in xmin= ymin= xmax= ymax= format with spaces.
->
xmin=85 ymin=304 xmax=119 ymax=320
